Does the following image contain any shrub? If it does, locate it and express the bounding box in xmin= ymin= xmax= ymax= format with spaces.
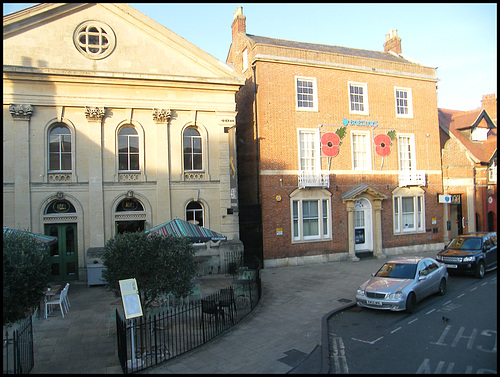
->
xmin=3 ymin=231 xmax=50 ymax=326
xmin=102 ymin=232 xmax=197 ymax=311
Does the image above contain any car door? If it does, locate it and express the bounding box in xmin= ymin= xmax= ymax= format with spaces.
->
xmin=483 ymin=235 xmax=497 ymax=269
xmin=416 ymin=260 xmax=439 ymax=299
xmin=414 ymin=260 xmax=431 ymax=300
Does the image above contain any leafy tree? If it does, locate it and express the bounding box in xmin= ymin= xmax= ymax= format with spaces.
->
xmin=3 ymin=231 xmax=51 ymax=326
xmin=102 ymin=232 xmax=197 ymax=313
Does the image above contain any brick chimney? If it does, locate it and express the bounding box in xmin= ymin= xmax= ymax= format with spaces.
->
xmin=481 ymin=94 xmax=497 ymax=123
xmin=232 ymin=6 xmax=246 ymax=42
xmin=384 ymin=29 xmax=402 ymax=54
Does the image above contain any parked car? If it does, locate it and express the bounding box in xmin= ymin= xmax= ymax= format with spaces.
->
xmin=356 ymin=257 xmax=448 ymax=313
xmin=436 ymin=232 xmax=497 ymax=279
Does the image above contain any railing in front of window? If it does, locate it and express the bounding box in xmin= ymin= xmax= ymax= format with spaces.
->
xmin=298 ymin=171 xmax=330 ymax=189
xmin=398 ymin=170 xmax=426 ymax=187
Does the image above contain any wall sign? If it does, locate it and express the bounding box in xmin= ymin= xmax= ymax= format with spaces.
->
xmin=343 ymin=118 xmax=378 ymax=127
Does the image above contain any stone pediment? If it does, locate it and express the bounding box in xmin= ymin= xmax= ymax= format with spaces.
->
xmin=341 ymin=183 xmax=388 ymax=202
xmin=3 ymin=3 xmax=244 ymax=84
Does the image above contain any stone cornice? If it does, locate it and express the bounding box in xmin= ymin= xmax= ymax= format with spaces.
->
xmin=3 ymin=65 xmax=245 ymax=86
xmin=252 ymin=54 xmax=437 ymax=82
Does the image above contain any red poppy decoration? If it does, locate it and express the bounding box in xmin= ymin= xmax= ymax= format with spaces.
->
xmin=321 ymin=132 xmax=340 ymax=157
xmin=374 ymin=134 xmax=392 ymax=157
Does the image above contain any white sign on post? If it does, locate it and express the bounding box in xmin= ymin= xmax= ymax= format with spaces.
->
xmin=119 ymin=278 xmax=143 ymax=320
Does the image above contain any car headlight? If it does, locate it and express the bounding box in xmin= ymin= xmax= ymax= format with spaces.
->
xmin=356 ymin=288 xmax=365 ymax=296
xmin=388 ymin=291 xmax=403 ymax=300
xmin=463 ymin=256 xmax=476 ymax=262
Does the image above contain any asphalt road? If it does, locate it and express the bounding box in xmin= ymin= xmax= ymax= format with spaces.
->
xmin=328 ymin=270 xmax=497 ymax=374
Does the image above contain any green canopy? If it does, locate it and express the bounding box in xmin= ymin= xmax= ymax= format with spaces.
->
xmin=3 ymin=226 xmax=58 ymax=246
xmin=144 ymin=218 xmax=227 ymax=243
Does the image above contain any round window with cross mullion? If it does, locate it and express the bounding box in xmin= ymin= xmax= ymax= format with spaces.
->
xmin=73 ymin=21 xmax=116 ymax=60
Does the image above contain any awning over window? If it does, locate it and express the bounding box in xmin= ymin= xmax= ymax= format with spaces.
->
xmin=3 ymin=227 xmax=58 ymax=245
xmin=144 ymin=218 xmax=227 ymax=243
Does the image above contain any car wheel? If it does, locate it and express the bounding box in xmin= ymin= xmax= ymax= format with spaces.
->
xmin=406 ymin=292 xmax=416 ymax=313
xmin=438 ymin=278 xmax=447 ymax=296
xmin=474 ymin=261 xmax=485 ymax=279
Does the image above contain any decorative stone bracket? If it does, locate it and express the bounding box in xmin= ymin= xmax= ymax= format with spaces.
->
xmin=152 ymin=108 xmax=172 ymax=123
xmin=85 ymin=106 xmax=105 ymax=122
xmin=9 ymin=104 xmax=33 ymax=120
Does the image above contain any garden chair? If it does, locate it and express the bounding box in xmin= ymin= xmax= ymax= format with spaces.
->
xmin=45 ymin=284 xmax=68 ymax=318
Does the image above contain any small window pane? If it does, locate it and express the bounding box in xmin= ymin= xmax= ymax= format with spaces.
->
xmin=129 ymin=155 xmax=139 ymax=170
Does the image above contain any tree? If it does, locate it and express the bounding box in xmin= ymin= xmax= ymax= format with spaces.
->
xmin=3 ymin=231 xmax=51 ymax=326
xmin=102 ymin=232 xmax=197 ymax=313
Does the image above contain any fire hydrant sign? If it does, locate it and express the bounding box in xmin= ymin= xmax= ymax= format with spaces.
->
xmin=119 ymin=278 xmax=143 ymax=319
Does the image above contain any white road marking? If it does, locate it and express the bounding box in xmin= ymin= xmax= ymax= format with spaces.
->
xmin=391 ymin=327 xmax=402 ymax=334
xmin=457 ymin=293 xmax=465 ymax=298
xmin=426 ymin=309 xmax=436 ymax=315
xmin=330 ymin=337 xmax=349 ymax=374
xmin=408 ymin=318 xmax=419 ymax=324
xmin=351 ymin=336 xmax=383 ymax=345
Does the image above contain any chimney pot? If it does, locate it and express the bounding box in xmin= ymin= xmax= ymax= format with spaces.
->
xmin=384 ymin=29 xmax=402 ymax=54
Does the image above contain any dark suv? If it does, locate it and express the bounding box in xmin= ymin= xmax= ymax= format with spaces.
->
xmin=436 ymin=232 xmax=497 ymax=278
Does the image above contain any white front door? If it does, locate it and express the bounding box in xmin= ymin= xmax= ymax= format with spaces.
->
xmin=354 ymin=198 xmax=373 ymax=252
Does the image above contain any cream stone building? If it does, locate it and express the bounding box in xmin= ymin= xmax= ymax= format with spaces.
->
xmin=3 ymin=3 xmax=245 ymax=282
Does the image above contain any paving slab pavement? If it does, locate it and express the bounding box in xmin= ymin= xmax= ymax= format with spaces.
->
xmin=143 ymin=249 xmax=439 ymax=374
xmin=25 ymin=249 xmax=439 ymax=374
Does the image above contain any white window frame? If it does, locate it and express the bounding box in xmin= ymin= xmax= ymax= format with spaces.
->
xmin=186 ymin=201 xmax=204 ymax=227
xmin=48 ymin=123 xmax=72 ymax=173
xmin=183 ymin=127 xmax=203 ymax=172
xmin=397 ymin=134 xmax=416 ymax=171
xmin=291 ymin=189 xmax=331 ymax=242
xmin=242 ymin=48 xmax=248 ymax=72
xmin=348 ymin=82 xmax=369 ymax=115
xmin=298 ymin=129 xmax=320 ymax=171
xmin=118 ymin=126 xmax=140 ymax=172
xmin=393 ymin=194 xmax=425 ymax=234
xmin=351 ymin=130 xmax=372 ymax=170
xmin=295 ymin=76 xmax=318 ymax=111
xmin=395 ymin=87 xmax=413 ymax=118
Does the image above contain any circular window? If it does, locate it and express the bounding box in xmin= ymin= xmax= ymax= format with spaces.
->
xmin=73 ymin=21 xmax=116 ymax=60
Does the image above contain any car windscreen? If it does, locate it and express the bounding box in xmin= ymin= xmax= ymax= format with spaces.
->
xmin=448 ymin=237 xmax=482 ymax=250
xmin=375 ymin=263 xmax=417 ymax=279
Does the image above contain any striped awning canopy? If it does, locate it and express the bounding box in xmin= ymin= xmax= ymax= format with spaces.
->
xmin=144 ymin=218 xmax=227 ymax=243
xmin=3 ymin=227 xmax=58 ymax=245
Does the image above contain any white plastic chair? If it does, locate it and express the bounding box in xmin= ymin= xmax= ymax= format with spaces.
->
xmin=52 ymin=283 xmax=70 ymax=313
xmin=45 ymin=284 xmax=68 ymax=318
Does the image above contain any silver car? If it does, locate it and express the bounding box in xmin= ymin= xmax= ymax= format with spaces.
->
xmin=356 ymin=257 xmax=448 ymax=313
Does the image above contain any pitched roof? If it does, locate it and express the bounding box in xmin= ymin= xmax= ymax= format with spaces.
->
xmin=439 ymin=107 xmax=497 ymax=163
xmin=246 ymin=34 xmax=417 ymax=65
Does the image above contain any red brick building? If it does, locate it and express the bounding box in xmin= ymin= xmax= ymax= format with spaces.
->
xmin=228 ymin=7 xmax=445 ymax=267
xmin=439 ymin=94 xmax=497 ymax=240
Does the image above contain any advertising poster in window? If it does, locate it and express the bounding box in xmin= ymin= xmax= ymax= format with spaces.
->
xmin=355 ymin=228 xmax=365 ymax=244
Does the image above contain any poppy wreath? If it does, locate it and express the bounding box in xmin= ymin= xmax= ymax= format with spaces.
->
xmin=321 ymin=126 xmax=346 ymax=158
xmin=321 ymin=132 xmax=340 ymax=157
xmin=374 ymin=130 xmax=396 ymax=169
xmin=374 ymin=134 xmax=392 ymax=157
xmin=374 ymin=130 xmax=396 ymax=157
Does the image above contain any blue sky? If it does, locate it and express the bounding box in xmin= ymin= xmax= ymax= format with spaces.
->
xmin=4 ymin=3 xmax=497 ymax=111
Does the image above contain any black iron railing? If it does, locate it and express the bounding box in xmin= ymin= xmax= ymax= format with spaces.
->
xmin=116 ymin=269 xmax=261 ymax=374
xmin=3 ymin=316 xmax=34 ymax=374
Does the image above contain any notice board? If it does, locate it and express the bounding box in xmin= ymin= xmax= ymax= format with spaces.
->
xmin=119 ymin=278 xmax=143 ymax=319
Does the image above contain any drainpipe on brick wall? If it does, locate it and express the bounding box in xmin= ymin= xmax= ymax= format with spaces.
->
xmin=252 ymin=64 xmax=261 ymax=204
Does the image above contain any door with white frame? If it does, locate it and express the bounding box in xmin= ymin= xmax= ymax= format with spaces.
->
xmin=354 ymin=198 xmax=373 ymax=252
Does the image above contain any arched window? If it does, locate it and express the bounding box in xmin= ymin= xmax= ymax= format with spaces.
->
xmin=183 ymin=128 xmax=202 ymax=171
xmin=118 ymin=126 xmax=139 ymax=171
xmin=115 ymin=198 xmax=145 ymax=234
xmin=49 ymin=124 xmax=72 ymax=171
xmin=186 ymin=201 xmax=204 ymax=227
